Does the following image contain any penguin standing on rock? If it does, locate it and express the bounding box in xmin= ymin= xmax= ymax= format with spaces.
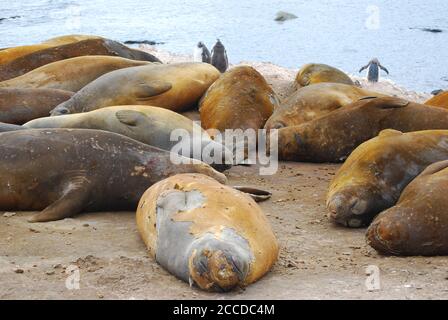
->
xmin=359 ymin=58 xmax=389 ymax=83
xmin=193 ymin=42 xmax=211 ymax=63
xmin=211 ymin=39 xmax=229 ymax=73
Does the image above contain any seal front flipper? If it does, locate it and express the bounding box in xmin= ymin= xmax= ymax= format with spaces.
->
xmin=115 ymin=110 xmax=147 ymax=126
xmin=28 ymin=174 xmax=91 ymax=223
xmin=134 ymin=81 xmax=172 ymax=101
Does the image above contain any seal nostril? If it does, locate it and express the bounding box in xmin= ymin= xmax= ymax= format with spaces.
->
xmin=272 ymin=122 xmax=285 ymax=129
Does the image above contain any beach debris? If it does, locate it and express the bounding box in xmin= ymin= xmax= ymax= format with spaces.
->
xmin=3 ymin=212 xmax=16 ymax=217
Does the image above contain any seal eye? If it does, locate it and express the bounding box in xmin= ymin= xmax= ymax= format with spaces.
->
xmin=272 ymin=122 xmax=285 ymax=129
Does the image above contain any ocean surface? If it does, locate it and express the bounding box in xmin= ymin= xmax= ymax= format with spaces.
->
xmin=0 ymin=0 xmax=447 ymax=92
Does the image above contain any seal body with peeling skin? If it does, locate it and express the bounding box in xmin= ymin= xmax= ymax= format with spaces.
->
xmin=294 ymin=63 xmax=354 ymax=88
xmin=0 ymin=129 xmax=226 ymax=223
xmin=264 ymin=83 xmax=383 ymax=130
xmin=0 ymin=38 xmax=161 ymax=81
xmin=50 ymin=62 xmax=220 ymax=115
xmin=0 ymin=56 xmax=151 ymax=92
xmin=326 ymin=129 xmax=448 ymax=228
xmin=136 ymin=173 xmax=278 ymax=292
xmin=367 ymin=160 xmax=448 ymax=256
xmin=276 ymin=96 xmax=448 ymax=163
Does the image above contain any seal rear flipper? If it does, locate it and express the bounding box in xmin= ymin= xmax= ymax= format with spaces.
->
xmin=115 ymin=110 xmax=147 ymax=126
xmin=28 ymin=176 xmax=91 ymax=223
xmin=134 ymin=81 xmax=172 ymax=101
xmin=0 ymin=122 xmax=24 ymax=132
xmin=233 ymin=186 xmax=272 ymax=202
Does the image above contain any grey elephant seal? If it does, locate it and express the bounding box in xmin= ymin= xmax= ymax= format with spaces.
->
xmin=24 ymin=105 xmax=231 ymax=170
xmin=359 ymin=58 xmax=389 ymax=82
xmin=0 ymin=129 xmax=226 ymax=223
xmin=211 ymin=39 xmax=229 ymax=73
xmin=136 ymin=173 xmax=278 ymax=292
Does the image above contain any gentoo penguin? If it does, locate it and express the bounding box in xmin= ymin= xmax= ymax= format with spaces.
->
xmin=193 ymin=42 xmax=211 ymax=63
xmin=211 ymin=39 xmax=229 ymax=73
xmin=359 ymin=58 xmax=389 ymax=83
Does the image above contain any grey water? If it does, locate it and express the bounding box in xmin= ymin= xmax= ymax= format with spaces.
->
xmin=0 ymin=0 xmax=447 ymax=92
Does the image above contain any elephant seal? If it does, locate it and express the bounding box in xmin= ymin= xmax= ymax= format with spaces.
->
xmin=0 ymin=129 xmax=226 ymax=223
xmin=199 ymin=66 xmax=279 ymax=133
xmin=136 ymin=173 xmax=279 ymax=292
xmin=193 ymin=42 xmax=211 ymax=63
xmin=24 ymin=105 xmax=231 ymax=170
xmin=0 ymin=38 xmax=161 ymax=81
xmin=0 ymin=122 xmax=22 ymax=132
xmin=276 ymin=97 xmax=448 ymax=162
xmin=367 ymin=160 xmax=448 ymax=256
xmin=425 ymin=91 xmax=448 ymax=108
xmin=294 ymin=63 xmax=354 ymax=88
xmin=211 ymin=39 xmax=229 ymax=73
xmin=50 ymin=62 xmax=220 ymax=115
xmin=0 ymin=35 xmax=100 ymax=65
xmin=326 ymin=129 xmax=448 ymax=228
xmin=0 ymin=88 xmax=73 ymax=124
xmin=264 ymin=83 xmax=382 ymax=130
xmin=359 ymin=58 xmax=389 ymax=83
xmin=0 ymin=56 xmax=150 ymax=92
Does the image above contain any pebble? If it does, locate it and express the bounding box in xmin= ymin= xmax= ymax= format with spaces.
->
xmin=3 ymin=212 xmax=16 ymax=218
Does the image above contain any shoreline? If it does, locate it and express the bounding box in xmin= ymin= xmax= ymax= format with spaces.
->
xmin=140 ymin=45 xmax=432 ymax=104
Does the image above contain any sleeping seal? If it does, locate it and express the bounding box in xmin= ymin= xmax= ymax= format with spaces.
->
xmin=0 ymin=129 xmax=226 ymax=223
xmin=367 ymin=160 xmax=448 ymax=256
xmin=294 ymin=63 xmax=354 ymax=88
xmin=136 ymin=173 xmax=279 ymax=292
xmin=327 ymin=129 xmax=448 ymax=228
xmin=0 ymin=56 xmax=150 ymax=92
xmin=276 ymin=96 xmax=448 ymax=162
xmin=50 ymin=62 xmax=220 ymax=115
xmin=0 ymin=38 xmax=161 ymax=81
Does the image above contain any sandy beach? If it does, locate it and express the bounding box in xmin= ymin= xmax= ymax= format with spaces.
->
xmin=1 ymin=47 xmax=447 ymax=300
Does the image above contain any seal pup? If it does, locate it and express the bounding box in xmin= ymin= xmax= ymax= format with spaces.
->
xmin=276 ymin=96 xmax=448 ymax=163
xmin=326 ymin=129 xmax=448 ymax=228
xmin=359 ymin=58 xmax=389 ymax=83
xmin=0 ymin=129 xmax=226 ymax=223
xmin=367 ymin=160 xmax=448 ymax=256
xmin=0 ymin=88 xmax=73 ymax=124
xmin=50 ymin=62 xmax=220 ymax=115
xmin=0 ymin=56 xmax=150 ymax=92
xmin=211 ymin=39 xmax=228 ymax=73
xmin=0 ymin=38 xmax=161 ymax=81
xmin=136 ymin=173 xmax=279 ymax=292
xmin=193 ymin=42 xmax=211 ymax=63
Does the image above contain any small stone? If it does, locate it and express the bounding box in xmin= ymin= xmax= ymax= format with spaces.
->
xmin=3 ymin=212 xmax=16 ymax=217
xmin=46 ymin=270 xmax=55 ymax=275
xmin=83 ymin=224 xmax=90 ymax=227
xmin=14 ymin=268 xmax=24 ymax=274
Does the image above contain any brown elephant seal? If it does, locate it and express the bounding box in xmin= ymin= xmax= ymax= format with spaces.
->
xmin=295 ymin=63 xmax=354 ymax=88
xmin=326 ymin=129 xmax=448 ymax=228
xmin=199 ymin=66 xmax=279 ymax=133
xmin=136 ymin=173 xmax=278 ymax=292
xmin=0 ymin=88 xmax=73 ymax=124
xmin=50 ymin=62 xmax=220 ymax=115
xmin=276 ymin=97 xmax=448 ymax=162
xmin=0 ymin=56 xmax=150 ymax=92
xmin=0 ymin=35 xmax=101 ymax=65
xmin=0 ymin=122 xmax=22 ymax=132
xmin=367 ymin=160 xmax=448 ymax=256
xmin=0 ymin=129 xmax=226 ymax=223
xmin=24 ymin=105 xmax=231 ymax=170
xmin=0 ymin=38 xmax=161 ymax=81
xmin=264 ymin=83 xmax=382 ymax=130
xmin=425 ymin=91 xmax=448 ymax=108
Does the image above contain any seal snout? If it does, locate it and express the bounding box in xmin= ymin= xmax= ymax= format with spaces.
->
xmin=327 ymin=192 xmax=370 ymax=228
xmin=190 ymin=248 xmax=248 ymax=292
xmin=50 ymin=106 xmax=69 ymax=116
